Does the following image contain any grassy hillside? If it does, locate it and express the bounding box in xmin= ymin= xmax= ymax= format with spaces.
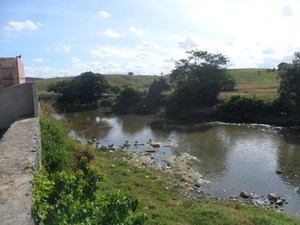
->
xmin=25 ymin=77 xmax=43 ymax=83
xmin=221 ymin=68 xmax=279 ymax=100
xmin=36 ymin=74 xmax=156 ymax=92
xmin=228 ymin=68 xmax=278 ymax=83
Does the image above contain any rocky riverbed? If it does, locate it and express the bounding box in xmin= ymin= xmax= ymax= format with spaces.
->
xmin=124 ymin=150 xmax=291 ymax=213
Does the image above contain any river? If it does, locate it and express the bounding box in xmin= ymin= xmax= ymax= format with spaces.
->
xmin=53 ymin=109 xmax=300 ymax=216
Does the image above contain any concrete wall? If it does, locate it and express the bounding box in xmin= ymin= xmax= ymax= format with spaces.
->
xmin=0 ymin=83 xmax=38 ymax=129
xmin=0 ymin=57 xmax=25 ymax=89
xmin=0 ymin=118 xmax=41 ymax=225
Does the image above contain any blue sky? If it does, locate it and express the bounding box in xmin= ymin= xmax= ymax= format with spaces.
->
xmin=1 ymin=0 xmax=300 ymax=78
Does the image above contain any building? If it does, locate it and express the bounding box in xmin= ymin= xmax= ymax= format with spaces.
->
xmin=0 ymin=56 xmax=25 ymax=89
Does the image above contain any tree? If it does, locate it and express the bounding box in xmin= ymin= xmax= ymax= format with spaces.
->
xmin=48 ymin=71 xmax=110 ymax=104
xmin=147 ymin=77 xmax=169 ymax=100
xmin=168 ymin=50 xmax=232 ymax=108
xmin=114 ymin=85 xmax=142 ymax=113
xmin=277 ymin=52 xmax=300 ymax=116
xmin=140 ymin=78 xmax=170 ymax=113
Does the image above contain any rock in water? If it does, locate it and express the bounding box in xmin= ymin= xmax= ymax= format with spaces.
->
xmin=267 ymin=193 xmax=278 ymax=202
xmin=240 ymin=191 xmax=250 ymax=199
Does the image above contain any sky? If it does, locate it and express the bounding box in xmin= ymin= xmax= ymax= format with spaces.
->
xmin=1 ymin=0 xmax=300 ymax=78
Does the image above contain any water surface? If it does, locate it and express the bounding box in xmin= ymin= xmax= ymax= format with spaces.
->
xmin=53 ymin=110 xmax=300 ymax=216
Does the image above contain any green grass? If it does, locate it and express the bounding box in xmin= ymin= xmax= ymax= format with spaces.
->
xmin=92 ymin=150 xmax=300 ymax=225
xmin=220 ymin=68 xmax=280 ymax=100
xmin=228 ymin=68 xmax=278 ymax=83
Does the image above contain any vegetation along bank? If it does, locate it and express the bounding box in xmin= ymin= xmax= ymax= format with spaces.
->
xmin=37 ymin=50 xmax=300 ymax=126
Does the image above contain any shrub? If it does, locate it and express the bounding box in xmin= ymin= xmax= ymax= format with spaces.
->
xmin=114 ymin=85 xmax=142 ymax=113
xmin=33 ymin=157 xmax=146 ymax=225
xmin=217 ymin=95 xmax=274 ymax=121
xmin=40 ymin=116 xmax=72 ymax=173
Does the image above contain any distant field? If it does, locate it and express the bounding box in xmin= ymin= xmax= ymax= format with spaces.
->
xmin=221 ymin=68 xmax=280 ymax=100
xmin=36 ymin=74 xmax=156 ymax=92
xmin=35 ymin=68 xmax=280 ymax=99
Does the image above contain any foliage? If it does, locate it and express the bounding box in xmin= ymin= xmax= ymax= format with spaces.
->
xmin=217 ymin=95 xmax=278 ymax=121
xmin=140 ymin=77 xmax=170 ymax=113
xmin=40 ymin=116 xmax=72 ymax=173
xmin=48 ymin=71 xmax=110 ymax=104
xmin=114 ymin=84 xmax=142 ymax=113
xmin=220 ymin=73 xmax=236 ymax=91
xmin=277 ymin=52 xmax=300 ymax=116
xmin=36 ymin=115 xmax=146 ymax=224
xmin=168 ymin=50 xmax=234 ymax=109
xmin=33 ymin=158 xmax=146 ymax=225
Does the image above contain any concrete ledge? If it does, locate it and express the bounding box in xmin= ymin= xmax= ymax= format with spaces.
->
xmin=0 ymin=118 xmax=41 ymax=225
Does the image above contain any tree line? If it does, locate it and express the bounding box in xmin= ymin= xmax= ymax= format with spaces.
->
xmin=48 ymin=50 xmax=300 ymax=124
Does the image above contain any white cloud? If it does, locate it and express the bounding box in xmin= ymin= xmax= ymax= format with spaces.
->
xmin=128 ymin=27 xmax=145 ymax=37
xmin=54 ymin=43 xmax=71 ymax=53
xmin=138 ymin=41 xmax=163 ymax=50
xmin=71 ymin=56 xmax=81 ymax=63
xmin=25 ymin=66 xmax=68 ymax=78
xmin=89 ymin=45 xmax=180 ymax=75
xmin=62 ymin=45 xmax=71 ymax=53
xmin=4 ymin=20 xmax=42 ymax=32
xmin=178 ymin=35 xmax=198 ymax=50
xmin=104 ymin=29 xmax=120 ymax=38
xmin=262 ymin=48 xmax=276 ymax=55
xmin=33 ymin=58 xmax=44 ymax=63
xmin=99 ymin=10 xmax=110 ymax=18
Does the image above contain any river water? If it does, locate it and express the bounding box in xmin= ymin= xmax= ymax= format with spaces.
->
xmin=53 ymin=110 xmax=300 ymax=216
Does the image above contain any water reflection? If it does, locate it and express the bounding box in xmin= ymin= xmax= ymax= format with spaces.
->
xmin=277 ymin=131 xmax=300 ymax=194
xmin=117 ymin=114 xmax=154 ymax=135
xmin=53 ymin=110 xmax=112 ymax=142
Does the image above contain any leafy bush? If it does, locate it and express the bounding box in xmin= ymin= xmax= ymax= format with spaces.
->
xmin=139 ymin=78 xmax=170 ymax=114
xmin=33 ymin=157 xmax=146 ymax=225
xmin=217 ymin=95 xmax=274 ymax=121
xmin=114 ymin=84 xmax=142 ymax=113
xmin=40 ymin=116 xmax=72 ymax=173
xmin=36 ymin=116 xmax=146 ymax=224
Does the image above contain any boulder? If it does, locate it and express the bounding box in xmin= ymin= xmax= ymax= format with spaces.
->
xmin=240 ymin=191 xmax=250 ymax=199
xmin=267 ymin=193 xmax=278 ymax=202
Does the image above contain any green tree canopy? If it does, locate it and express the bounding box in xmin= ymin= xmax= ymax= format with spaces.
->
xmin=114 ymin=84 xmax=142 ymax=113
xmin=147 ymin=77 xmax=169 ymax=100
xmin=168 ymin=50 xmax=232 ymax=108
xmin=48 ymin=71 xmax=110 ymax=104
xmin=278 ymin=52 xmax=300 ymax=115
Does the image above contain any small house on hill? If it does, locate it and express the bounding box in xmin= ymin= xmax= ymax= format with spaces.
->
xmin=0 ymin=56 xmax=25 ymax=89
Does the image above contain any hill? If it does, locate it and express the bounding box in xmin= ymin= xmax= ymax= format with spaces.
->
xmin=25 ymin=77 xmax=43 ymax=83
xmin=36 ymin=74 xmax=156 ymax=92
xmin=35 ymin=69 xmax=279 ymax=99
xmin=222 ymin=68 xmax=279 ymax=99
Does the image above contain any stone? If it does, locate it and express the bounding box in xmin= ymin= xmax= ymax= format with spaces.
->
xmin=240 ymin=191 xmax=250 ymax=199
xmin=276 ymin=169 xmax=283 ymax=174
xmin=275 ymin=199 xmax=283 ymax=206
xmin=194 ymin=182 xmax=201 ymax=188
xmin=267 ymin=193 xmax=278 ymax=202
